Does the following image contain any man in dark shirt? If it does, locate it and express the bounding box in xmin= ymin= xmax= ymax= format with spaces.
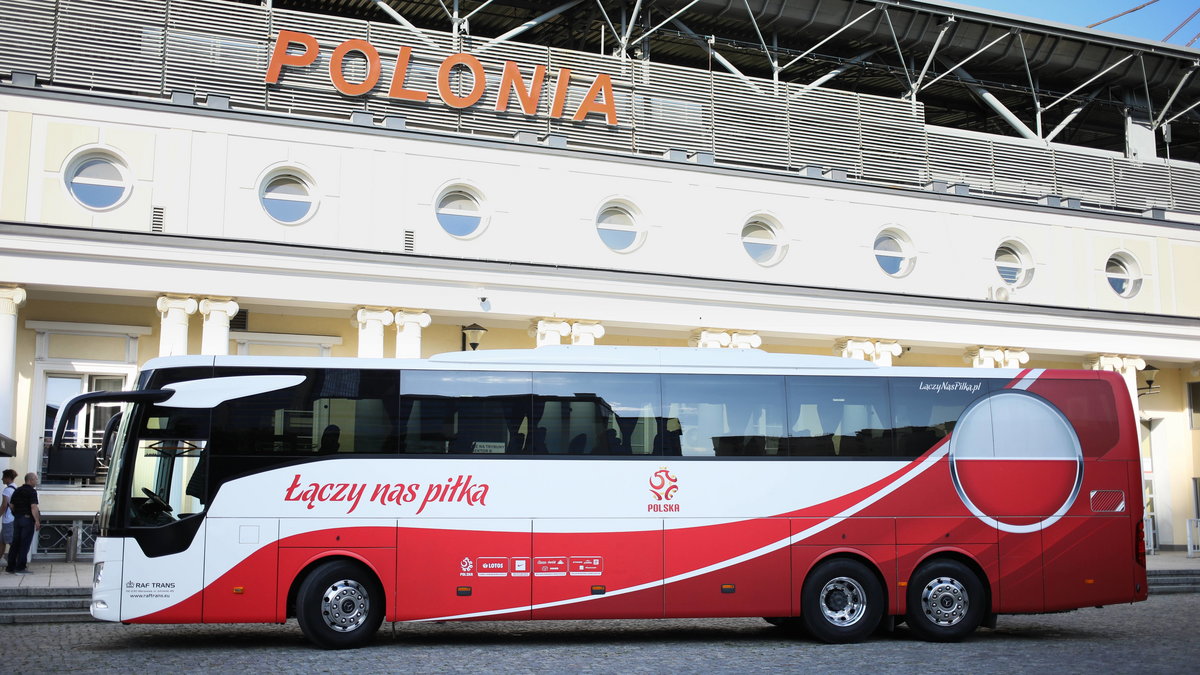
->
xmin=5 ymin=472 xmax=40 ymax=575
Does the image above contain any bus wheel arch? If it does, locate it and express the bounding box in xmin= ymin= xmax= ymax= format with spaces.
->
xmin=290 ymin=556 xmax=386 ymax=649
xmin=799 ymin=553 xmax=887 ymax=643
xmin=904 ymin=553 xmax=990 ymax=642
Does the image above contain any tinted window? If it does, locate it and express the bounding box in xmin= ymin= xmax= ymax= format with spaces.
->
xmin=785 ymin=377 xmax=892 ymax=457
xmin=400 ymin=371 xmax=532 ymax=454
xmin=662 ymin=375 xmax=787 ymax=457
xmin=209 ymin=369 xmax=400 ymax=456
xmin=533 ymin=372 xmax=660 ymax=455
xmin=890 ymin=377 xmax=991 ymax=457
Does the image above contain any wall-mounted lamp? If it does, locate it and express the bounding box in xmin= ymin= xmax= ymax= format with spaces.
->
xmin=1137 ymin=365 xmax=1160 ymax=397
xmin=461 ymin=323 xmax=488 ymax=351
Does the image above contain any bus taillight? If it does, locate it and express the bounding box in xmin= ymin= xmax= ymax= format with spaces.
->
xmin=1135 ymin=519 xmax=1147 ymax=568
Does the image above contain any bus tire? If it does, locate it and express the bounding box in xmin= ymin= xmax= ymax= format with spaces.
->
xmin=904 ymin=559 xmax=986 ymax=642
xmin=296 ymin=560 xmax=385 ymax=649
xmin=800 ymin=558 xmax=883 ymax=643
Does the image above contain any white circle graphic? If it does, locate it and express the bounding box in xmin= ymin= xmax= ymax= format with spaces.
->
xmin=948 ymin=389 xmax=1083 ymax=534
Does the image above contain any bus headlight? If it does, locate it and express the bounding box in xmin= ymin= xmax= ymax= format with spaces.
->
xmin=93 ymin=561 xmax=104 ymax=586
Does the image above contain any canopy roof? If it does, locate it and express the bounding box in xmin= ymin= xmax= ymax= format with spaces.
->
xmin=265 ymin=0 xmax=1200 ymax=160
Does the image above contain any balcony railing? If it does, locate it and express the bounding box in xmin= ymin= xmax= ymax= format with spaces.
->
xmin=0 ymin=0 xmax=1197 ymax=215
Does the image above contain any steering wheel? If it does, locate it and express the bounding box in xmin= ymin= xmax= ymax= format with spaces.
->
xmin=141 ymin=487 xmax=174 ymax=513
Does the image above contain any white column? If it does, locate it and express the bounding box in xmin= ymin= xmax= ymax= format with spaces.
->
xmin=570 ymin=321 xmax=605 ymax=346
xmin=394 ymin=310 xmax=432 ymax=359
xmin=689 ymin=329 xmax=731 ymax=348
xmin=156 ymin=295 xmax=198 ymax=357
xmin=199 ymin=298 xmax=240 ymax=356
xmin=965 ymin=346 xmax=1029 ymax=369
xmin=729 ymin=331 xmax=762 ymax=349
xmin=835 ymin=337 xmax=902 ymax=366
xmin=530 ymin=319 xmax=571 ymax=347
xmin=0 ymin=287 xmax=27 ymax=437
xmin=354 ymin=307 xmax=394 ymax=358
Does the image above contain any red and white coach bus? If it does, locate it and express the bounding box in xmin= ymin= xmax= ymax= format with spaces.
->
xmin=51 ymin=346 xmax=1147 ymax=649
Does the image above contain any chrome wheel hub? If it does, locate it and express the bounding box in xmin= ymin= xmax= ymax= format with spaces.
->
xmin=320 ymin=579 xmax=370 ymax=633
xmin=921 ymin=576 xmax=969 ymax=627
xmin=819 ymin=576 xmax=867 ymax=627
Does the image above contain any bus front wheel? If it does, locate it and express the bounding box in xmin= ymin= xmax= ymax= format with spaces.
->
xmin=904 ymin=559 xmax=986 ymax=642
xmin=800 ymin=558 xmax=883 ymax=643
xmin=296 ymin=560 xmax=385 ymax=649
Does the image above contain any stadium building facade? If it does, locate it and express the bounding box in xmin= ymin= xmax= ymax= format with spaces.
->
xmin=1 ymin=0 xmax=1198 ymax=555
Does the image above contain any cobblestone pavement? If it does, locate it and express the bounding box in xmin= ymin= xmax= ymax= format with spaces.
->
xmin=2 ymin=594 xmax=1197 ymax=674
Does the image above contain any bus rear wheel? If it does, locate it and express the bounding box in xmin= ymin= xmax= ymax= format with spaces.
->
xmin=296 ymin=560 xmax=384 ymax=649
xmin=800 ymin=558 xmax=883 ymax=643
xmin=904 ymin=559 xmax=986 ymax=642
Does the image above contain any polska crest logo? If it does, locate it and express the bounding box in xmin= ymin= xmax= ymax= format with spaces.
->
xmin=649 ymin=468 xmax=678 ymax=501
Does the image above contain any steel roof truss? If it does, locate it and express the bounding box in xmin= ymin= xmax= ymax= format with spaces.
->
xmin=476 ymin=0 xmax=585 ymax=53
xmin=792 ymin=48 xmax=879 ymax=101
xmin=1153 ymin=64 xmax=1198 ymax=129
xmin=1044 ymin=87 xmax=1102 ymax=143
xmin=909 ymin=17 xmax=954 ymax=101
xmin=741 ymin=0 xmax=778 ymax=77
xmin=368 ymin=0 xmax=440 ymax=49
xmin=1042 ymin=52 xmax=1137 ymax=114
xmin=919 ymin=28 xmax=1017 ymax=93
xmin=1162 ymin=98 xmax=1200 ymax=127
xmin=946 ymin=63 xmax=1039 ymax=141
xmin=628 ymin=0 xmax=703 ymax=50
xmin=777 ymin=5 xmax=879 ymax=76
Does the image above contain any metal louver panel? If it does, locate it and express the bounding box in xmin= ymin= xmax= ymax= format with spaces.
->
xmin=928 ymin=132 xmax=995 ymax=192
xmin=992 ymin=141 xmax=1055 ymax=198
xmin=713 ymin=75 xmax=787 ymax=169
xmin=858 ymin=96 xmax=928 ymax=186
xmin=166 ymin=0 xmax=267 ymax=108
xmin=1053 ymin=151 xmax=1117 ymax=206
xmin=54 ymin=0 xmax=167 ymax=94
xmin=1169 ymin=164 xmax=1200 ymax=211
xmin=633 ymin=61 xmax=713 ymax=157
xmin=365 ymin=23 xmax=458 ymax=133
xmin=1113 ymin=160 xmax=1171 ymax=210
xmin=265 ymin=9 xmax=368 ymax=119
xmin=0 ymin=0 xmax=55 ymax=79
xmin=790 ymin=87 xmax=863 ymax=176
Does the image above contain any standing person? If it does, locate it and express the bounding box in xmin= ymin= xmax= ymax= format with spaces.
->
xmin=0 ymin=469 xmax=16 ymax=566
xmin=5 ymin=472 xmax=40 ymax=575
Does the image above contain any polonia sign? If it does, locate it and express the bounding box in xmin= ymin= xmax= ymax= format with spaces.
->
xmin=264 ymin=30 xmax=620 ymax=126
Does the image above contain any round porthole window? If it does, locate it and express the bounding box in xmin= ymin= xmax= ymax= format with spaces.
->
xmin=994 ymin=242 xmax=1033 ymax=287
xmin=436 ymin=189 xmax=486 ymax=238
xmin=1105 ymin=253 xmax=1142 ymax=298
xmin=596 ymin=205 xmax=643 ymax=252
xmin=873 ymin=230 xmax=914 ymax=277
xmin=260 ymin=172 xmax=315 ymax=224
xmin=66 ymin=154 xmax=130 ymax=210
xmin=742 ymin=219 xmax=785 ymax=265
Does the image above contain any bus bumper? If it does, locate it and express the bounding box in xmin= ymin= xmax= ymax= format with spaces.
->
xmin=90 ymin=537 xmax=123 ymax=622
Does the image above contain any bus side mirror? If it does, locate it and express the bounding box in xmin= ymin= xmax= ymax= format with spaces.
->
xmin=50 ymin=390 xmax=173 ymax=451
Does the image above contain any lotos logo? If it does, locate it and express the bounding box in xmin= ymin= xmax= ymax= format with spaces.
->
xmin=649 ymin=468 xmax=678 ymax=501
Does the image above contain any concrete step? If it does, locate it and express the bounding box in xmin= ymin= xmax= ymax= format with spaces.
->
xmin=0 ymin=609 xmax=95 ymax=624
xmin=0 ymin=587 xmax=95 ymax=623
xmin=1147 ymin=570 xmax=1200 ymax=594
xmin=0 ymin=596 xmax=91 ymax=610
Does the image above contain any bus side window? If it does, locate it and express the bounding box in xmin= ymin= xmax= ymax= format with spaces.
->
xmin=532 ymin=372 xmax=661 ymax=455
xmin=784 ymin=377 xmax=891 ymax=457
xmin=889 ymin=378 xmax=992 ymax=458
xmin=400 ymin=370 xmax=532 ymax=455
xmin=661 ymin=374 xmax=786 ymax=457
